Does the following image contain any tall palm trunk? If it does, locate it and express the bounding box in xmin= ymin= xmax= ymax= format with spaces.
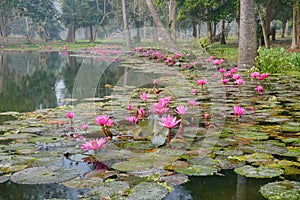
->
xmin=238 ymin=0 xmax=257 ymax=69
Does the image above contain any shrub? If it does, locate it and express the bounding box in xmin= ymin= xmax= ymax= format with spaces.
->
xmin=255 ymin=47 xmax=297 ymax=73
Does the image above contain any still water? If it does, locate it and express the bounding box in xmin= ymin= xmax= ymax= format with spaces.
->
xmin=0 ymin=50 xmax=296 ymax=199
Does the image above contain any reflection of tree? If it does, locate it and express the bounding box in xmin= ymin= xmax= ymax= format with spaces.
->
xmin=0 ymin=70 xmax=57 ymax=112
xmin=0 ymin=51 xmax=65 ymax=112
xmin=61 ymin=54 xmax=82 ymax=97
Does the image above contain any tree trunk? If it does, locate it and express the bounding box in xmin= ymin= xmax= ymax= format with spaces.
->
xmin=206 ymin=21 xmax=212 ymax=41
xmin=291 ymin=0 xmax=298 ymax=49
xmin=297 ymin=1 xmax=300 ymax=48
xmin=258 ymin=9 xmax=270 ymax=48
xmin=121 ymin=0 xmax=133 ymax=49
xmin=192 ymin=23 xmax=197 ymax=38
xmin=145 ymin=0 xmax=178 ymax=52
xmin=281 ymin=20 xmax=287 ymax=38
xmin=89 ymin=25 xmax=93 ymax=42
xmin=197 ymin=23 xmax=201 ymax=38
xmin=0 ymin=16 xmax=8 ymax=37
xmin=153 ymin=21 xmax=159 ymax=43
xmin=238 ymin=0 xmax=257 ymax=69
xmin=66 ymin=20 xmax=76 ymax=44
xmin=168 ymin=0 xmax=176 ymax=40
xmin=265 ymin=3 xmax=272 ymax=39
xmin=220 ymin=20 xmax=226 ymax=44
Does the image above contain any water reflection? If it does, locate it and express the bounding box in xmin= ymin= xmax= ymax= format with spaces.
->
xmin=164 ymin=170 xmax=270 ymax=200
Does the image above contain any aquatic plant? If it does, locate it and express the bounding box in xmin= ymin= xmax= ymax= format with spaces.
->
xmin=94 ymin=115 xmax=113 ymax=138
xmin=81 ymin=138 xmax=107 ymax=153
xmin=233 ymin=106 xmax=246 ymax=119
xmin=66 ymin=112 xmax=74 ymax=124
xmin=158 ymin=115 xmax=181 ymax=146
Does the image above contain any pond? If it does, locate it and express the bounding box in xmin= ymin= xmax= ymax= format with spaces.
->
xmin=0 ymin=49 xmax=299 ymax=200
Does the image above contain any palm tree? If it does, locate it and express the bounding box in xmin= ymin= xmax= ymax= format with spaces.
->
xmin=238 ymin=0 xmax=257 ymax=69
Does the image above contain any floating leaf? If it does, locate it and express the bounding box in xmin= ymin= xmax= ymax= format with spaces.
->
xmin=87 ymin=180 xmax=130 ymax=198
xmin=127 ymin=182 xmax=169 ymax=200
xmin=0 ymin=175 xmax=10 ymax=184
xmin=260 ymin=180 xmax=300 ymax=200
xmin=175 ymin=165 xmax=218 ymax=176
xmin=61 ymin=176 xmax=104 ymax=189
xmin=10 ymin=166 xmax=80 ymax=184
xmin=234 ymin=165 xmax=284 ymax=178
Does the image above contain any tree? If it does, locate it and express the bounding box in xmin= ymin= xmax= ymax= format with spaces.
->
xmin=290 ymin=0 xmax=299 ymax=49
xmin=145 ymin=0 xmax=178 ymax=52
xmin=121 ymin=0 xmax=133 ymax=49
xmin=0 ymin=0 xmax=18 ymax=37
xmin=238 ymin=0 xmax=257 ymax=69
xmin=177 ymin=0 xmax=237 ymax=42
xmin=18 ymin=0 xmax=60 ymax=41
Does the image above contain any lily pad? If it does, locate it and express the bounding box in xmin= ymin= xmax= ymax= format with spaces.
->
xmin=236 ymin=131 xmax=269 ymax=140
xmin=234 ymin=165 xmax=284 ymax=178
xmin=61 ymin=176 xmax=104 ymax=188
xmin=127 ymin=182 xmax=169 ymax=200
xmin=260 ymin=180 xmax=300 ymax=200
xmin=0 ymin=175 xmax=10 ymax=183
xmin=112 ymin=149 xmax=182 ymax=172
xmin=175 ymin=165 xmax=218 ymax=176
xmin=10 ymin=166 xmax=80 ymax=184
xmin=87 ymin=180 xmax=130 ymax=199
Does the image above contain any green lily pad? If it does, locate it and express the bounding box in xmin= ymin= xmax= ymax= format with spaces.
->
xmin=215 ymin=155 xmax=245 ymax=170
xmin=234 ymin=165 xmax=284 ymax=178
xmin=237 ymin=131 xmax=269 ymax=140
xmin=61 ymin=176 xmax=104 ymax=188
xmin=10 ymin=166 xmax=80 ymax=184
xmin=238 ymin=142 xmax=288 ymax=155
xmin=280 ymin=147 xmax=300 ymax=158
xmin=280 ymin=125 xmax=300 ymax=133
xmin=112 ymin=149 xmax=182 ymax=172
xmin=230 ymin=153 xmax=274 ymax=165
xmin=260 ymin=180 xmax=300 ymax=200
xmin=127 ymin=182 xmax=169 ymax=200
xmin=175 ymin=165 xmax=218 ymax=176
xmin=0 ymin=175 xmax=10 ymax=183
xmin=87 ymin=180 xmax=130 ymax=199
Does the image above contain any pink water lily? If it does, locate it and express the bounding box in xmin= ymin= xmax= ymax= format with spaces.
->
xmin=66 ymin=112 xmax=74 ymax=119
xmin=235 ymin=79 xmax=244 ymax=85
xmin=188 ymin=100 xmax=197 ymax=107
xmin=81 ymin=124 xmax=89 ymax=131
xmin=219 ymin=68 xmax=226 ymax=73
xmin=126 ymin=116 xmax=138 ymax=125
xmin=127 ymin=105 xmax=134 ymax=110
xmin=140 ymin=92 xmax=147 ymax=101
xmin=81 ymin=137 xmax=107 ymax=152
xmin=196 ymin=79 xmax=207 ymax=85
xmin=250 ymin=72 xmax=260 ymax=79
xmin=158 ymin=115 xmax=181 ymax=129
xmin=259 ymin=73 xmax=270 ymax=80
xmin=232 ymin=74 xmax=241 ymax=80
xmin=255 ymin=85 xmax=264 ymax=94
xmin=158 ymin=115 xmax=182 ymax=146
xmin=233 ymin=106 xmax=246 ymax=118
xmin=95 ymin=115 xmax=113 ymax=137
xmin=174 ymin=105 xmax=188 ymax=115
xmin=95 ymin=115 xmax=110 ymax=126
xmin=204 ymin=113 xmax=210 ymax=120
xmin=221 ymin=79 xmax=230 ymax=84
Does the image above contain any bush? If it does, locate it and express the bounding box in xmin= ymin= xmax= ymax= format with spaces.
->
xmin=255 ymin=47 xmax=298 ymax=73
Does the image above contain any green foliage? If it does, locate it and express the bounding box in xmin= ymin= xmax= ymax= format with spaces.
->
xmin=255 ymin=47 xmax=300 ymax=73
xmin=197 ymin=38 xmax=211 ymax=51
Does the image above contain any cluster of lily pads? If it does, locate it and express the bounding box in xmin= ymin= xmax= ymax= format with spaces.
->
xmin=0 ymin=46 xmax=299 ymax=199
